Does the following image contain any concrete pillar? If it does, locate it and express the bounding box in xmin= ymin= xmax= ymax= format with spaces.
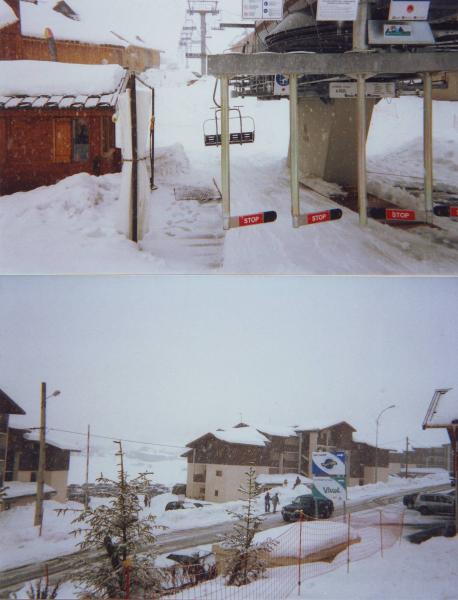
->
xmin=294 ymin=97 xmax=376 ymax=188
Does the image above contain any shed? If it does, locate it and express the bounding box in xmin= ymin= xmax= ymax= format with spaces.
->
xmin=0 ymin=60 xmax=127 ymax=195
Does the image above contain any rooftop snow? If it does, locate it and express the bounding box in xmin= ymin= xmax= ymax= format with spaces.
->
xmin=0 ymin=61 xmax=125 ymax=98
xmin=24 ymin=431 xmax=80 ymax=451
xmin=424 ymin=389 xmax=458 ymax=427
xmin=0 ymin=0 xmax=17 ymax=29
xmin=255 ymin=424 xmax=298 ymax=438
xmin=295 ymin=420 xmax=356 ymax=432
xmin=3 ymin=481 xmax=55 ymax=499
xmin=256 ymin=473 xmax=313 ymax=485
xmin=19 ymin=0 xmax=183 ymax=55
xmin=213 ymin=426 xmax=269 ymax=447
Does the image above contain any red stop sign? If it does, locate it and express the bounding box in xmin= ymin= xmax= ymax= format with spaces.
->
xmin=386 ymin=209 xmax=416 ymax=221
xmin=407 ymin=4 xmax=415 ymax=12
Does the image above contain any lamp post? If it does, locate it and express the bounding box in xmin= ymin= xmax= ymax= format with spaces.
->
xmin=375 ymin=404 xmax=395 ymax=484
xmin=34 ymin=382 xmax=60 ymax=535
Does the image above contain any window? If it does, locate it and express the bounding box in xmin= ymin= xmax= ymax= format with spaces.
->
xmin=216 ymin=470 xmax=222 ymax=477
xmin=73 ymin=119 xmax=90 ymax=161
xmin=101 ymin=115 xmax=115 ymax=154
xmin=30 ymin=472 xmax=37 ymax=482
xmin=214 ymin=490 xmax=219 ymax=497
xmin=199 ymin=487 xmax=205 ymax=495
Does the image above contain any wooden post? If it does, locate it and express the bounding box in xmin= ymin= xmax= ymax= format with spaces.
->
xmin=34 ymin=383 xmax=46 ymax=533
xmin=379 ymin=510 xmax=383 ymax=557
xmin=128 ymin=73 xmax=138 ymax=242
xmin=84 ymin=424 xmax=90 ymax=510
xmin=298 ymin=516 xmax=303 ymax=595
xmin=346 ymin=512 xmax=351 ymax=573
xmin=150 ymin=88 xmax=157 ymax=191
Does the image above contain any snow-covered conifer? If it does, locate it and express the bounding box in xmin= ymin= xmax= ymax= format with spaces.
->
xmin=223 ymin=466 xmax=277 ymax=586
xmin=66 ymin=441 xmax=163 ymax=598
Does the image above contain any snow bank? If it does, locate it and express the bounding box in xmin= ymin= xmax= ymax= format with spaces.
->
xmin=3 ymin=481 xmax=54 ymax=499
xmin=0 ymin=61 xmax=125 ymax=97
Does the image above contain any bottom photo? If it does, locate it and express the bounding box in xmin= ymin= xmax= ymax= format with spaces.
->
xmin=0 ymin=275 xmax=457 ymax=600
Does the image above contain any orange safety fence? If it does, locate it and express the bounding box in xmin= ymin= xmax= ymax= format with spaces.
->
xmin=158 ymin=507 xmax=406 ymax=600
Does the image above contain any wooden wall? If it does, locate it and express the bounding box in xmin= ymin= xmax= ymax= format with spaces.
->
xmin=0 ymin=108 xmax=122 ymax=196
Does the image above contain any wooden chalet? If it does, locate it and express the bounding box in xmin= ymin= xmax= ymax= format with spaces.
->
xmin=0 ymin=0 xmax=160 ymax=71
xmin=0 ymin=387 xmax=25 ymax=488
xmin=0 ymin=60 xmax=127 ymax=195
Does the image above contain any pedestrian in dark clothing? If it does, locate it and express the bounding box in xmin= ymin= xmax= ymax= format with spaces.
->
xmin=264 ymin=492 xmax=271 ymax=512
xmin=293 ymin=476 xmax=301 ymax=489
xmin=272 ymin=492 xmax=280 ymax=513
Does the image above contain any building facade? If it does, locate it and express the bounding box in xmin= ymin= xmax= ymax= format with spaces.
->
xmin=184 ymin=421 xmax=389 ymax=502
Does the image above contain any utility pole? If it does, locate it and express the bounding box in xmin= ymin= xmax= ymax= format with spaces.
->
xmin=34 ymin=383 xmax=60 ymax=535
xmin=186 ymin=1 xmax=220 ymax=76
xmin=84 ymin=424 xmax=90 ymax=510
xmin=405 ymin=437 xmax=409 ymax=479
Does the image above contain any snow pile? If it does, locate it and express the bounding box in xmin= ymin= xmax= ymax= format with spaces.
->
xmin=254 ymin=521 xmax=358 ymax=558
xmin=0 ymin=61 xmax=125 ymax=97
xmin=213 ymin=426 xmax=270 ymax=446
xmin=256 ymin=473 xmax=313 ymax=487
xmin=20 ymin=0 xmax=185 ymax=57
xmin=155 ymin=144 xmax=190 ymax=178
xmin=0 ymin=0 xmax=17 ymax=29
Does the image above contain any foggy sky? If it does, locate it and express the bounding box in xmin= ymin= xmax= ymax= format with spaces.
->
xmin=1 ymin=275 xmax=457 ymax=454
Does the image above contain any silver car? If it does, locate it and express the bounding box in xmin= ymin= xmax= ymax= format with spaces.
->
xmin=414 ymin=492 xmax=455 ymax=516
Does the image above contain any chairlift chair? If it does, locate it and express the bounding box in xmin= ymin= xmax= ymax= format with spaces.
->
xmin=203 ymin=107 xmax=255 ymax=147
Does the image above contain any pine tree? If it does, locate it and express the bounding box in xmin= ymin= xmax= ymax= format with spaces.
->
xmin=223 ymin=466 xmax=277 ymax=587
xmin=63 ymin=441 xmax=164 ymax=599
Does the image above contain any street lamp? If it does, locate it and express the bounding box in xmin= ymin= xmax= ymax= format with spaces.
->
xmin=34 ymin=383 xmax=61 ymax=535
xmin=375 ymin=404 xmax=396 ymax=484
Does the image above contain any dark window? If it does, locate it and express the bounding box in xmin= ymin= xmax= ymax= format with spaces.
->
xmin=214 ymin=490 xmax=219 ymax=497
xmin=30 ymin=472 xmax=37 ymax=482
xmin=101 ymin=116 xmax=115 ymax=154
xmin=73 ymin=119 xmax=89 ymax=161
xmin=216 ymin=470 xmax=222 ymax=477
xmin=199 ymin=487 xmax=205 ymax=494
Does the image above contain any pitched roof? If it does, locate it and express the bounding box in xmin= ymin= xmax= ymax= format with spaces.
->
xmin=295 ymin=420 xmax=356 ymax=433
xmin=0 ymin=0 xmax=18 ymax=30
xmin=423 ymin=388 xmax=457 ymax=428
xmin=0 ymin=60 xmax=127 ymax=110
xmin=0 ymin=388 xmax=25 ymax=415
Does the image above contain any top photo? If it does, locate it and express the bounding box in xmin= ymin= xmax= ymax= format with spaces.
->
xmin=0 ymin=0 xmax=457 ymax=275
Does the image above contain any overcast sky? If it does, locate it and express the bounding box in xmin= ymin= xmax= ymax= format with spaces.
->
xmin=1 ymin=275 xmax=457 ymax=457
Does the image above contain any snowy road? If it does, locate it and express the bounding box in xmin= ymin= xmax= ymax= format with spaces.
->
xmin=0 ymin=482 xmax=449 ymax=597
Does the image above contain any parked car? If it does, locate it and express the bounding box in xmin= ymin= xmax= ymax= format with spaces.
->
xmin=402 ymin=492 xmax=419 ymax=508
xmin=165 ymin=501 xmax=207 ymax=511
xmin=281 ymin=494 xmax=334 ymax=521
xmin=413 ymin=492 xmax=455 ymax=516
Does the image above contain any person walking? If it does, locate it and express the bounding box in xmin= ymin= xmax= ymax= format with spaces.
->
xmin=293 ymin=476 xmax=301 ymax=489
xmin=264 ymin=491 xmax=271 ymax=513
xmin=272 ymin=492 xmax=280 ymax=513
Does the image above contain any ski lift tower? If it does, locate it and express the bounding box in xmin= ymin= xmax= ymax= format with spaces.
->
xmin=187 ymin=1 xmax=219 ymax=76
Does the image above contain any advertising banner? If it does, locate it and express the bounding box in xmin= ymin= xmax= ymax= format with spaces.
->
xmin=312 ymin=451 xmax=347 ymax=503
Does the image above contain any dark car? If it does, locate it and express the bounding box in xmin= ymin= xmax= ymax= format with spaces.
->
xmin=413 ymin=492 xmax=455 ymax=516
xmin=281 ymin=494 xmax=334 ymax=522
xmin=165 ymin=501 xmax=207 ymax=511
xmin=402 ymin=492 xmax=419 ymax=508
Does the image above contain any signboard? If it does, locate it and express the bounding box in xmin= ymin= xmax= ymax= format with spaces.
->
xmin=369 ymin=208 xmax=417 ymax=221
xmin=242 ymin=0 xmax=282 ymax=20
xmin=230 ymin=210 xmax=277 ymax=228
xmin=274 ymin=74 xmax=289 ymax=96
xmin=384 ymin=23 xmax=412 ymax=37
xmin=388 ymin=0 xmax=430 ymax=20
xmin=312 ymin=451 xmax=347 ymax=503
xmin=317 ymin=0 xmax=359 ymax=22
xmin=306 ymin=209 xmax=343 ymax=225
xmin=433 ymin=205 xmax=458 ymax=218
xmin=330 ymin=82 xmax=396 ymax=98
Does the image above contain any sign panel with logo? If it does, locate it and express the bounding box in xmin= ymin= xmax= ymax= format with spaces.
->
xmin=242 ymin=0 xmax=283 ymax=20
xmin=388 ymin=0 xmax=430 ymax=20
xmin=274 ymin=74 xmax=289 ymax=96
xmin=312 ymin=451 xmax=347 ymax=503
xmin=317 ymin=0 xmax=359 ymax=22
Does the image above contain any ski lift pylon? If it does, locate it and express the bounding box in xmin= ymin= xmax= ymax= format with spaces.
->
xmin=203 ymin=107 xmax=255 ymax=147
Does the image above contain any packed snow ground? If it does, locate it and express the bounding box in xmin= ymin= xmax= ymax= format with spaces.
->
xmin=1 ymin=69 xmax=457 ymax=274
xmin=0 ymin=471 xmax=449 ymax=572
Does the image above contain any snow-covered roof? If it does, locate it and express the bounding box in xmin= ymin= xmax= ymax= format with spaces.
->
xmin=0 ymin=0 xmax=17 ymax=29
xmin=407 ymin=467 xmax=448 ymax=474
xmin=0 ymin=61 xmax=126 ymax=106
xmin=255 ymin=424 xmax=298 ymax=438
xmin=3 ymin=481 xmax=55 ymax=499
xmin=423 ymin=389 xmax=458 ymax=428
xmin=24 ymin=431 xmax=80 ymax=451
xmin=19 ymin=0 xmax=180 ymax=54
xmin=213 ymin=426 xmax=269 ymax=447
xmin=295 ymin=420 xmax=356 ymax=432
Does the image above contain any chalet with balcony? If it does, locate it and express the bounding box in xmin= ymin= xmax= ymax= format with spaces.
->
xmin=0 ymin=387 xmax=25 ymax=488
xmin=183 ymin=420 xmax=389 ymax=502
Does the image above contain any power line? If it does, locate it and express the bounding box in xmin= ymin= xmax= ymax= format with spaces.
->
xmin=43 ymin=427 xmax=188 ymax=450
